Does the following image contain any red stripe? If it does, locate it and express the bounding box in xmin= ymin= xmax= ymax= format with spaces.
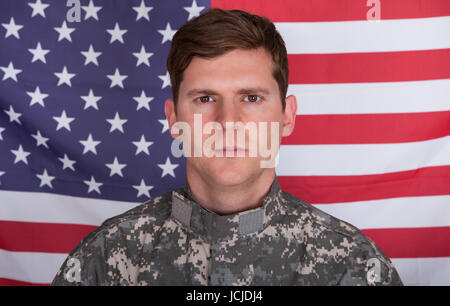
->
xmin=279 ymin=165 xmax=450 ymax=204
xmin=282 ymin=111 xmax=450 ymax=145
xmin=288 ymin=49 xmax=450 ymax=84
xmin=212 ymin=0 xmax=450 ymax=22
xmin=362 ymin=226 xmax=450 ymax=258
xmin=0 ymin=278 xmax=48 ymax=286
xmin=0 ymin=221 xmax=97 ymax=253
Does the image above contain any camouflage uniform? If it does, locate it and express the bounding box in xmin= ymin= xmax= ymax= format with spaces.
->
xmin=51 ymin=176 xmax=403 ymax=286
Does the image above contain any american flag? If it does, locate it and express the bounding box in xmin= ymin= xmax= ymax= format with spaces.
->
xmin=0 ymin=0 xmax=449 ymax=286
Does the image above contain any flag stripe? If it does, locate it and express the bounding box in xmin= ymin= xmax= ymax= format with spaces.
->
xmin=0 ymin=278 xmax=47 ymax=286
xmin=276 ymin=16 xmax=450 ymax=54
xmin=277 ymin=136 xmax=450 ymax=176
xmin=279 ymin=166 xmax=450 ymax=204
xmin=288 ymin=49 xmax=450 ymax=84
xmin=391 ymin=257 xmax=450 ymax=285
xmin=288 ymin=79 xmax=450 ymax=115
xmin=211 ymin=0 xmax=450 ymax=22
xmin=282 ymin=111 xmax=450 ymax=145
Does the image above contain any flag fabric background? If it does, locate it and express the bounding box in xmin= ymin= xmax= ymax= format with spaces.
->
xmin=0 ymin=0 xmax=449 ymax=286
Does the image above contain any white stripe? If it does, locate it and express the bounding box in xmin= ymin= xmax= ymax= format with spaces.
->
xmin=276 ymin=16 xmax=450 ymax=54
xmin=0 ymin=190 xmax=139 ymax=226
xmin=287 ymin=79 xmax=450 ymax=115
xmin=392 ymin=257 xmax=450 ymax=286
xmin=0 ymin=249 xmax=67 ymax=284
xmin=276 ymin=135 xmax=450 ymax=175
xmin=312 ymin=195 xmax=450 ymax=229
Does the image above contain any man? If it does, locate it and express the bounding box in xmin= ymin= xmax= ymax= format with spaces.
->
xmin=52 ymin=8 xmax=403 ymax=286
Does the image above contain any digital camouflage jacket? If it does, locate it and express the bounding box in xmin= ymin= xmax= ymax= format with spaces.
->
xmin=52 ymin=176 xmax=403 ymax=286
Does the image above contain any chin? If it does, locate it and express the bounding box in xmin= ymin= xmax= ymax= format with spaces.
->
xmin=203 ymin=157 xmax=260 ymax=186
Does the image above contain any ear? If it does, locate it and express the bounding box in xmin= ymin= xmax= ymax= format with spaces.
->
xmin=282 ymin=95 xmax=297 ymax=137
xmin=164 ymin=98 xmax=178 ymax=139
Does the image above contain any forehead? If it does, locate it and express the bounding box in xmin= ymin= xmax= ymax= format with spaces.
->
xmin=179 ymin=48 xmax=277 ymax=94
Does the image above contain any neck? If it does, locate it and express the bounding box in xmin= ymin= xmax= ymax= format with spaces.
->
xmin=185 ymin=166 xmax=276 ymax=216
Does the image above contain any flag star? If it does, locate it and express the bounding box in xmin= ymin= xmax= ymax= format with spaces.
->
xmin=0 ymin=127 xmax=5 ymax=140
xmin=54 ymin=21 xmax=75 ymax=42
xmin=158 ymin=157 xmax=179 ymax=178
xmin=84 ymin=176 xmax=103 ymax=194
xmin=106 ymin=22 xmax=127 ymax=44
xmin=0 ymin=170 xmax=4 ymax=184
xmin=158 ymin=23 xmax=176 ymax=44
xmin=133 ymin=90 xmax=153 ymax=111
xmin=11 ymin=145 xmax=31 ymax=165
xmin=158 ymin=71 xmax=171 ymax=89
xmin=4 ymin=105 xmax=22 ymax=124
xmin=79 ymin=133 xmax=101 ymax=155
xmin=158 ymin=119 xmax=169 ymax=133
xmin=133 ymin=179 xmax=154 ymax=198
xmin=1 ymin=61 xmax=22 ymax=82
xmin=133 ymin=0 xmax=153 ymax=21
xmin=36 ymin=169 xmax=55 ymax=188
xmin=53 ymin=110 xmax=75 ymax=131
xmin=81 ymin=89 xmax=102 ymax=110
xmin=2 ymin=17 xmax=23 ymax=39
xmin=132 ymin=135 xmax=154 ymax=155
xmin=81 ymin=0 xmax=102 ymax=21
xmin=54 ymin=66 xmax=76 ymax=87
xmin=58 ymin=153 xmax=76 ymax=171
xmin=184 ymin=0 xmax=205 ymax=21
xmin=81 ymin=44 xmax=102 ymax=66
xmin=133 ymin=45 xmax=153 ymax=67
xmin=105 ymin=156 xmax=127 ymax=177
xmin=28 ymin=0 xmax=50 ymax=18
xmin=31 ymin=130 xmax=49 ymax=148
xmin=106 ymin=112 xmax=128 ymax=133
xmin=107 ymin=68 xmax=127 ymax=88
xmin=28 ymin=42 xmax=50 ymax=64
xmin=27 ymin=86 xmax=49 ymax=107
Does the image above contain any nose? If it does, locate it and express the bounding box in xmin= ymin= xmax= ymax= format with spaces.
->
xmin=215 ymin=97 xmax=242 ymax=128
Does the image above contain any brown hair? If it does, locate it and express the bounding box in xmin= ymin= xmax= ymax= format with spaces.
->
xmin=166 ymin=8 xmax=289 ymax=111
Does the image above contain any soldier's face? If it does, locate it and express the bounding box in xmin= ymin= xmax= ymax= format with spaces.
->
xmin=165 ymin=47 xmax=296 ymax=187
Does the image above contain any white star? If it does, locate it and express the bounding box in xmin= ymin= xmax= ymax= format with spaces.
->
xmin=158 ymin=71 xmax=171 ymax=89
xmin=132 ymin=0 xmax=153 ymax=21
xmin=158 ymin=23 xmax=176 ymax=44
xmin=133 ymin=45 xmax=153 ymax=67
xmin=0 ymin=170 xmax=4 ymax=184
xmin=105 ymin=156 xmax=127 ymax=177
xmin=84 ymin=176 xmax=103 ymax=194
xmin=11 ymin=145 xmax=31 ymax=165
xmin=133 ymin=179 xmax=154 ymax=198
xmin=58 ymin=153 xmax=76 ymax=171
xmin=28 ymin=42 xmax=50 ymax=64
xmin=0 ymin=127 xmax=5 ymax=140
xmin=53 ymin=110 xmax=75 ymax=131
xmin=158 ymin=157 xmax=179 ymax=178
xmin=184 ymin=0 xmax=205 ymax=21
xmin=132 ymin=135 xmax=153 ymax=155
xmin=81 ymin=89 xmax=102 ymax=110
xmin=2 ymin=17 xmax=23 ymax=39
xmin=1 ymin=62 xmax=22 ymax=82
xmin=106 ymin=112 xmax=127 ymax=133
xmin=133 ymin=90 xmax=153 ymax=111
xmin=26 ymin=86 xmax=49 ymax=107
xmin=79 ymin=133 xmax=101 ymax=155
xmin=158 ymin=119 xmax=169 ymax=133
xmin=36 ymin=169 xmax=55 ymax=188
xmin=4 ymin=105 xmax=22 ymax=124
xmin=81 ymin=0 xmax=102 ymax=21
xmin=28 ymin=0 xmax=50 ymax=18
xmin=106 ymin=22 xmax=127 ymax=44
xmin=80 ymin=44 xmax=102 ymax=66
xmin=107 ymin=68 xmax=127 ymax=88
xmin=31 ymin=130 xmax=49 ymax=148
xmin=54 ymin=21 xmax=75 ymax=42
xmin=54 ymin=66 xmax=76 ymax=87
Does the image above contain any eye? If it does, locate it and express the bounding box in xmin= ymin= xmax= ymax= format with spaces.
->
xmin=244 ymin=95 xmax=261 ymax=103
xmin=196 ymin=96 xmax=214 ymax=103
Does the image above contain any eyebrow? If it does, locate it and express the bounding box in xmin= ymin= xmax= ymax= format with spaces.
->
xmin=186 ymin=87 xmax=271 ymax=97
